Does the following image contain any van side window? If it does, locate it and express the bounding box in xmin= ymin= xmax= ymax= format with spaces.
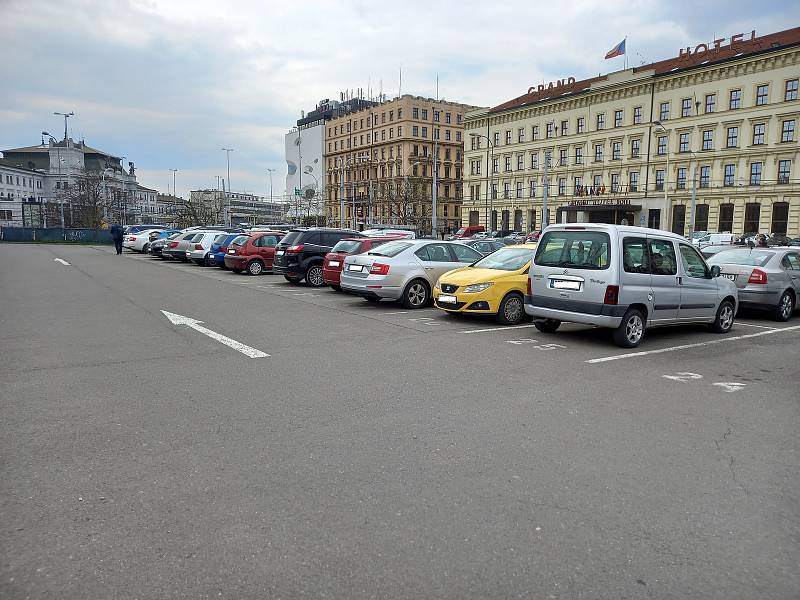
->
xmin=781 ymin=253 xmax=800 ymax=270
xmin=679 ymin=244 xmax=709 ymax=278
xmin=622 ymin=237 xmax=649 ymax=273
xmin=648 ymin=239 xmax=677 ymax=275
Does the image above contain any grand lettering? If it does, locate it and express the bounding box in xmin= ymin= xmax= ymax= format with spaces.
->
xmin=528 ymin=77 xmax=576 ymax=95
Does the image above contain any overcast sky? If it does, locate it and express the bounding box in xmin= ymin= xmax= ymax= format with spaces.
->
xmin=1 ymin=0 xmax=797 ymax=199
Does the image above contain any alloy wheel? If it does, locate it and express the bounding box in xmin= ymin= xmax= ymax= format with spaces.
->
xmin=408 ymin=283 xmax=427 ymax=307
xmin=625 ymin=314 xmax=644 ymax=345
xmin=779 ymin=293 xmax=793 ymax=320
xmin=719 ymin=304 xmax=734 ymax=330
xmin=307 ymin=266 xmax=324 ymax=287
xmin=504 ymin=296 xmax=523 ymax=323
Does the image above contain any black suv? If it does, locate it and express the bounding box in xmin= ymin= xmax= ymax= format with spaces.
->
xmin=273 ymin=228 xmax=363 ymax=286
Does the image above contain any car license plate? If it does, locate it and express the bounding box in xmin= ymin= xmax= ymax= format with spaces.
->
xmin=438 ymin=294 xmax=457 ymax=303
xmin=722 ymin=273 xmax=736 ymax=281
xmin=348 ymin=264 xmax=363 ymax=272
xmin=329 ymin=261 xmax=340 ymax=267
xmin=551 ymin=280 xmax=581 ymax=290
xmin=228 ymin=249 xmax=235 ymax=254
xmin=276 ymin=250 xmax=284 ymax=255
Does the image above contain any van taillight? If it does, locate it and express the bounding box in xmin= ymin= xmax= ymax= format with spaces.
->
xmin=748 ymin=268 xmax=768 ymax=284
xmin=526 ymin=278 xmax=532 ymax=295
xmin=370 ymin=263 xmax=390 ymax=275
xmin=603 ymin=285 xmax=619 ymax=305
xmin=287 ymin=244 xmax=305 ymax=253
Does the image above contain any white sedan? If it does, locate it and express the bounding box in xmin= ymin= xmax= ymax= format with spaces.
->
xmin=123 ymin=229 xmax=163 ymax=253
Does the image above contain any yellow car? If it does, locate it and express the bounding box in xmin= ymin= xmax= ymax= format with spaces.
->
xmin=433 ymin=243 xmax=537 ymax=325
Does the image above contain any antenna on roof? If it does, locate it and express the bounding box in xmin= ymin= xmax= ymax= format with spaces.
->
xmin=398 ymin=65 xmax=402 ymax=99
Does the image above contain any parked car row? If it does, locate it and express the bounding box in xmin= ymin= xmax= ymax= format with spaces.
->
xmin=133 ymin=223 xmax=798 ymax=348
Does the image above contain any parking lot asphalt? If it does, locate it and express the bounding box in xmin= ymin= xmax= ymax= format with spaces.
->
xmin=1 ymin=243 xmax=798 ymax=599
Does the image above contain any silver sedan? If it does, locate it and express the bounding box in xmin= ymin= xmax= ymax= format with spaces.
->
xmin=708 ymin=247 xmax=800 ymax=321
xmin=340 ymin=239 xmax=484 ymax=308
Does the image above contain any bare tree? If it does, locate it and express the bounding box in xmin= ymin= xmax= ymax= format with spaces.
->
xmin=56 ymin=169 xmax=114 ymax=228
xmin=171 ymin=194 xmax=226 ymax=228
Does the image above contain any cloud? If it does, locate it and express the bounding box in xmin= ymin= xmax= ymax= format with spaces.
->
xmin=1 ymin=0 xmax=797 ymax=199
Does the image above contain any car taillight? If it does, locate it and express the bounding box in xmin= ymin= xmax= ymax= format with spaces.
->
xmin=603 ymin=285 xmax=619 ymax=305
xmin=748 ymin=268 xmax=768 ymax=284
xmin=130 ymin=236 xmax=137 ymax=241
xmin=526 ymin=278 xmax=532 ymax=295
xmin=220 ymin=246 xmax=228 ymax=253
xmin=370 ymin=263 xmax=390 ymax=275
xmin=169 ymin=241 xmax=178 ymax=248
xmin=287 ymin=244 xmax=305 ymax=253
xmin=194 ymin=244 xmax=204 ymax=250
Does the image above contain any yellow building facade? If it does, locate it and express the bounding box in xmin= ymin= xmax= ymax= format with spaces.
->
xmin=462 ymin=27 xmax=800 ymax=238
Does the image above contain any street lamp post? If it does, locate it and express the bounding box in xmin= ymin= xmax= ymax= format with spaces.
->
xmin=170 ymin=169 xmax=178 ymax=201
xmin=42 ymin=131 xmax=65 ymax=230
xmin=54 ymin=111 xmax=74 ymax=141
xmin=303 ymin=166 xmax=321 ymax=226
xmin=221 ymin=148 xmax=234 ymax=225
xmin=403 ymin=159 xmax=421 ymax=226
xmin=469 ymin=133 xmax=495 ymax=232
xmin=266 ymin=168 xmax=275 ymax=204
xmin=653 ymin=121 xmax=670 ymax=230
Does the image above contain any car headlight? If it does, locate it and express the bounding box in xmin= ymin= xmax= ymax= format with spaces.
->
xmin=463 ymin=282 xmax=493 ymax=293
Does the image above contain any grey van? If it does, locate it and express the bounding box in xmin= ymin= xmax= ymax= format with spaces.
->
xmin=524 ymin=224 xmax=738 ymax=347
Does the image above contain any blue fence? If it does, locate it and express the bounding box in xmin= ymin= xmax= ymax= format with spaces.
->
xmin=0 ymin=227 xmax=114 ymax=243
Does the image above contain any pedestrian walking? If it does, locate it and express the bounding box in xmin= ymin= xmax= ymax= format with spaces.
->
xmin=110 ymin=223 xmax=123 ymax=255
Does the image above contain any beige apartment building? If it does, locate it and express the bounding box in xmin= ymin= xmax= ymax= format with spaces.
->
xmin=324 ymin=94 xmax=479 ymax=234
xmin=462 ymin=27 xmax=800 ymax=238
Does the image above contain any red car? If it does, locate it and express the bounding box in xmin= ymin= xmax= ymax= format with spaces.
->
xmin=224 ymin=231 xmax=285 ymax=275
xmin=323 ymin=236 xmax=399 ymax=290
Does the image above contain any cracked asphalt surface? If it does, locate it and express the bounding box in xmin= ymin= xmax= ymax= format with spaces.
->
xmin=1 ymin=243 xmax=798 ymax=599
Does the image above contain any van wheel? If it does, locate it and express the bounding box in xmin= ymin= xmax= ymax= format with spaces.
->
xmin=534 ymin=319 xmax=561 ymax=333
xmin=496 ymin=293 xmax=525 ymax=325
xmin=306 ymin=265 xmax=325 ymax=287
xmin=774 ymin=291 xmax=794 ymax=322
xmin=402 ymin=279 xmax=430 ymax=309
xmin=247 ymin=260 xmax=264 ymax=276
xmin=613 ymin=308 xmax=645 ymax=348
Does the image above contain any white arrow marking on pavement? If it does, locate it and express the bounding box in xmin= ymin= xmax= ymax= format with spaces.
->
xmin=161 ymin=311 xmax=269 ymax=358
xmin=54 ymin=258 xmax=71 ymax=265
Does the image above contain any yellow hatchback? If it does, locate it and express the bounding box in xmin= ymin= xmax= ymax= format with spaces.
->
xmin=433 ymin=243 xmax=538 ymax=325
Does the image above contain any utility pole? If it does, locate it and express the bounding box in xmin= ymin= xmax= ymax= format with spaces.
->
xmin=170 ymin=169 xmax=178 ymax=199
xmin=221 ymin=148 xmax=233 ymax=193
xmin=54 ymin=111 xmax=74 ymax=141
xmin=266 ymin=168 xmax=275 ymax=204
xmin=542 ymin=149 xmax=550 ymax=229
xmin=338 ymin=157 xmax=346 ymax=228
xmin=432 ymin=134 xmax=438 ymax=238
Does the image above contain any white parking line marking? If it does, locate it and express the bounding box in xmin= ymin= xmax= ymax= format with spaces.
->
xmin=732 ymin=322 xmax=778 ymax=329
xmin=586 ymin=324 xmax=800 ymax=363
xmin=384 ymin=311 xmax=409 ymax=315
xmin=713 ymin=382 xmax=747 ymax=393
xmin=54 ymin=258 xmax=71 ymax=265
xmin=460 ymin=324 xmax=540 ymax=334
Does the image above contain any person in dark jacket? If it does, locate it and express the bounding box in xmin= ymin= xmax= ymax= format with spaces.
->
xmin=110 ymin=224 xmax=124 ymax=255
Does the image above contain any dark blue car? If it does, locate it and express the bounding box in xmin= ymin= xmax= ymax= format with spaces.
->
xmin=208 ymin=233 xmax=241 ymax=267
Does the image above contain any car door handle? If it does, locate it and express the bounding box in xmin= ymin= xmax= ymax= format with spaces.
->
xmin=676 ymin=276 xmax=682 ymax=285
xmin=424 ymin=266 xmax=435 ymax=270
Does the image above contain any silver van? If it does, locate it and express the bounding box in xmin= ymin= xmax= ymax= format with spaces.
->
xmin=524 ymin=224 xmax=738 ymax=347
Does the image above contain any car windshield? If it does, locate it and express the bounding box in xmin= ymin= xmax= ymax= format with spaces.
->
xmin=167 ymin=233 xmax=181 ymax=240
xmin=535 ymin=230 xmax=610 ymax=270
xmin=454 ymin=228 xmax=467 ymax=235
xmin=368 ymin=241 xmax=412 ymax=257
xmin=213 ymin=234 xmax=228 ymax=244
xmin=472 ymin=247 xmax=534 ymax=271
xmin=331 ymin=240 xmax=362 ymax=253
xmin=708 ymin=249 xmax=774 ymax=267
xmin=280 ymin=231 xmax=303 ymax=246
xmin=231 ymin=235 xmax=249 ymax=246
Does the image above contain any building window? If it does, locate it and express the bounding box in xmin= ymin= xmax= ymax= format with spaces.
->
xmin=729 ymin=89 xmax=741 ymax=109
xmin=778 ymin=160 xmax=791 ymax=184
xmin=749 ymin=162 xmax=762 ymax=185
xmin=718 ymin=203 xmax=734 ymax=232
xmin=695 ymin=204 xmax=710 ymax=232
xmin=681 ymin=98 xmax=692 ymax=117
xmin=558 ymin=178 xmax=566 ymax=196
xmin=560 ymin=120 xmax=568 ymax=136
xmin=655 ymin=170 xmax=665 ymax=191
xmin=677 ymin=167 xmax=687 ymax=189
xmin=532 ymin=125 xmax=539 ymax=140
xmin=455 ymin=131 xmax=461 ymax=142
xmin=781 ymin=120 xmax=795 ymax=142
xmin=530 ymin=152 xmax=538 ymax=169
xmin=517 ymin=154 xmax=524 ymax=170
xmin=421 ymin=127 xmax=428 ymax=138
xmin=504 ymin=156 xmax=512 ymax=172
xmin=699 ymin=165 xmax=710 ymax=188
xmin=610 ymin=173 xmax=620 ymax=193
xmin=575 ymin=147 xmax=583 ymax=164
xmin=593 ymin=175 xmax=602 ymax=189
xmin=726 ymin=126 xmax=738 ymax=148
xmin=679 ymin=132 xmax=689 ymax=152
xmin=705 ymin=94 xmax=716 ymax=113
xmin=421 ymin=109 xmax=428 ymax=119
xmin=493 ymin=132 xmax=500 ymax=146
xmin=657 ymin=136 xmax=667 ymax=155
xmin=596 ymin=113 xmax=605 ymax=130
xmin=412 ymin=107 xmax=419 ymax=118
xmin=756 ymin=84 xmax=769 ymax=106
xmin=503 ymin=182 xmax=511 ymax=199
xmin=659 ymin=101 xmax=670 ymax=121
xmin=529 ymin=180 xmax=536 ymax=197
xmin=744 ymin=203 xmax=761 ymax=232
xmin=573 ymin=176 xmax=582 ymax=194
xmin=518 ymin=128 xmax=525 ymax=143
xmin=559 ymin=149 xmax=568 ymax=166
xmin=771 ymin=202 xmax=790 ymax=234
xmin=786 ymin=79 xmax=799 ymax=101
xmin=672 ymin=205 xmax=686 ymax=235
xmin=516 ymin=181 xmax=524 ymax=198
xmin=702 ymin=130 xmax=713 ymax=150
xmin=631 ymin=139 xmax=641 ymax=157
xmin=576 ymin=117 xmax=585 ymax=133
xmin=505 ymin=130 xmax=512 ymax=144
xmin=629 ymin=171 xmax=639 ymax=192
xmin=724 ymin=164 xmax=735 ymax=186
xmin=612 ymin=141 xmax=621 ymax=160
xmin=753 ymin=123 xmax=765 ymax=145
xmin=594 ymin=144 xmax=603 ymax=162
xmin=614 ymin=110 xmax=623 ymax=128
xmin=492 ymin=158 xmax=499 ymax=173
xmin=433 ymin=110 xmax=440 ymax=122
xmin=412 ymin=126 xmax=419 ymax=137
xmin=633 ymin=106 xmax=642 ymax=124
xmin=546 ymin=123 xmax=554 ymax=138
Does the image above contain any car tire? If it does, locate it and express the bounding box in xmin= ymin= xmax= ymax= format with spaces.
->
xmin=305 ymin=265 xmax=325 ymax=287
xmin=232 ymin=268 xmax=243 ymax=274
xmin=247 ymin=260 xmax=264 ymax=276
xmin=534 ymin=319 xmax=561 ymax=333
xmin=193 ymin=259 xmax=205 ymax=266
xmin=142 ymin=243 xmax=150 ymax=254
xmin=402 ymin=279 xmax=430 ymax=309
xmin=284 ymin=275 xmax=301 ymax=283
xmin=204 ymin=254 xmax=215 ymax=267
xmin=496 ymin=293 xmax=525 ymax=325
xmin=613 ymin=308 xmax=645 ymax=348
xmin=331 ymin=285 xmax=342 ymax=292
xmin=710 ymin=299 xmax=736 ymax=333
xmin=773 ymin=291 xmax=794 ymax=322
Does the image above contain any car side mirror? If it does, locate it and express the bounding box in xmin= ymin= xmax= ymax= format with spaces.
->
xmin=710 ymin=265 xmax=721 ymax=278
